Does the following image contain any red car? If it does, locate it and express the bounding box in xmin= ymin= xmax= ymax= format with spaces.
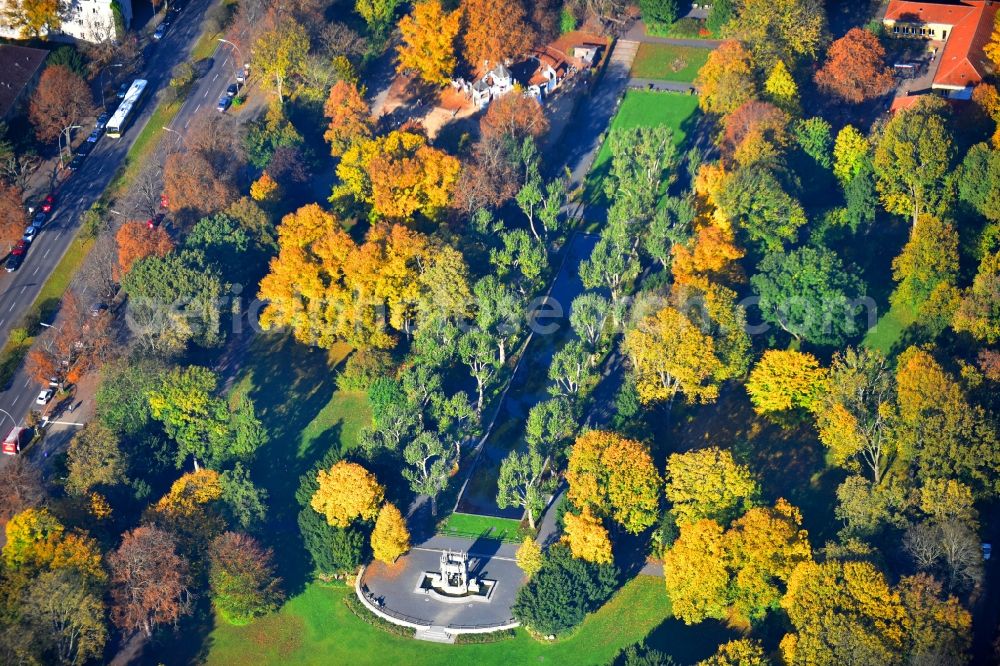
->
xmin=41 ymin=194 xmax=55 ymax=213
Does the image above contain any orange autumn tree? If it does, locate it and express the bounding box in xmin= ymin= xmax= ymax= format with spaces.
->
xmin=333 ymin=130 xmax=460 ymax=221
xmin=459 ymin=0 xmax=534 ymax=70
xmin=115 ymin=220 xmax=174 ymax=280
xmin=566 ymin=430 xmax=661 ymax=534
xmin=815 ymin=27 xmax=894 ymax=104
xmin=323 ymin=80 xmax=372 ymax=157
xmin=396 ymin=0 xmax=461 ymax=86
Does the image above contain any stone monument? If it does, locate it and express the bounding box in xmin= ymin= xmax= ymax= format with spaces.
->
xmin=430 ymin=550 xmax=481 ymax=595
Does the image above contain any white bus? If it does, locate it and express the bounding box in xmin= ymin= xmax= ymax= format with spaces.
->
xmin=105 ymin=79 xmax=148 ymax=138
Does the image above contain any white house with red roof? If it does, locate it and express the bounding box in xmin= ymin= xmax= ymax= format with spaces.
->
xmin=883 ymin=0 xmax=998 ymax=95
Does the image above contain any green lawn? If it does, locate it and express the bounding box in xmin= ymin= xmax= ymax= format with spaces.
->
xmin=207 ymin=575 xmax=675 ymax=665
xmin=862 ymin=300 xmax=916 ymax=355
xmin=439 ymin=512 xmax=523 ymax=542
xmin=585 ymin=90 xmax=700 ymax=203
xmin=630 ymin=43 xmax=712 ymax=83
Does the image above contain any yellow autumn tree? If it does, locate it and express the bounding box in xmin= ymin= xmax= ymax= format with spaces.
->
xmin=566 ymin=430 xmax=662 ymax=534
xmin=371 ymin=502 xmax=410 ymax=563
xmin=985 ymin=12 xmax=1000 ymax=69
xmin=259 ymin=206 xmax=468 ymax=350
xmin=663 ymin=519 xmax=729 ymax=624
xmin=671 ymin=223 xmax=745 ymax=290
xmin=780 ymin=560 xmax=909 ymax=665
xmin=250 ymin=172 xmax=280 ymax=203
xmin=696 ymin=639 xmax=770 ymax=666
xmin=311 ymin=461 xmax=384 ymax=528
xmin=664 ymin=447 xmax=761 ymax=526
xmin=745 ymin=349 xmax=829 ymax=414
xmin=625 ymin=305 xmax=723 ymax=405
xmin=515 ymin=537 xmax=543 ymax=577
xmin=833 ymin=124 xmax=871 ymax=185
xmin=562 ymin=507 xmax=613 ymax=564
xmin=333 ymin=130 xmax=460 ymax=221
xmin=396 ymin=0 xmax=461 ymax=86
xmin=3 ymin=508 xmax=105 ymax=583
xmin=694 ymin=40 xmax=757 ymax=116
xmin=155 ymin=469 xmax=223 ymax=517
xmin=764 ymin=60 xmax=800 ymax=116
xmin=724 ymin=499 xmax=812 ymax=623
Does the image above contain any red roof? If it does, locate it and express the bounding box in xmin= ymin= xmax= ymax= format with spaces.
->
xmin=884 ymin=0 xmax=999 ymax=89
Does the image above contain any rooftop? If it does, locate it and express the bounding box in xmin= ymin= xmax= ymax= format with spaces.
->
xmin=0 ymin=44 xmax=49 ymax=118
xmin=884 ymin=0 xmax=1000 ymax=89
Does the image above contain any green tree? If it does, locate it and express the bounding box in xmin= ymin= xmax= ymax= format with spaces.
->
xmin=953 ymin=251 xmax=1000 ymax=343
xmin=725 ymin=0 xmax=826 ymax=69
xmin=121 ymin=251 xmax=227 ymax=354
xmin=66 ymin=423 xmax=126 ymax=495
xmin=569 ymin=292 xmax=611 ymax=351
xmin=402 ymin=431 xmax=456 ymax=516
xmin=252 ymin=16 xmax=310 ymax=102
xmin=21 ymin=569 xmax=107 ymax=665
xmin=707 ymin=0 xmax=734 ymax=34
xmin=147 ymin=365 xmax=266 ymax=468
xmin=873 ymin=97 xmax=954 ymax=225
xmin=605 ymin=125 xmax=678 ymax=225
xmin=639 ymin=0 xmax=679 ymax=32
xmin=751 ymin=246 xmax=865 ymax=345
xmin=580 ymin=219 xmax=641 ymax=315
xmin=355 ymin=0 xmax=399 ymax=32
xmin=511 ymin=544 xmax=619 ymax=636
xmin=209 ymin=532 xmax=283 ymax=625
xmin=295 ymin=456 xmax=365 ymax=581
xmin=891 ymin=214 xmax=958 ymax=309
xmin=794 ymin=117 xmax=832 ymax=169
xmin=958 ymin=143 xmax=1000 ymax=222
xmin=220 ymin=464 xmax=268 ymax=530
xmin=243 ymin=103 xmax=303 ymax=169
xmin=490 ymin=229 xmax=548 ymax=297
xmin=549 ymin=340 xmax=596 ymax=397
xmin=458 ymin=329 xmax=502 ymax=414
xmin=497 ymin=449 xmax=545 ymax=529
xmin=643 ymin=196 xmax=694 ymax=269
xmin=524 ymin=397 xmax=576 ymax=458
xmin=815 ymin=348 xmax=894 ymax=485
xmin=715 ymin=166 xmax=807 ymax=251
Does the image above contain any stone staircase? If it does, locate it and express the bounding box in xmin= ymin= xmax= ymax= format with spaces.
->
xmin=414 ymin=626 xmax=455 ymax=644
xmin=611 ymin=39 xmax=640 ymax=73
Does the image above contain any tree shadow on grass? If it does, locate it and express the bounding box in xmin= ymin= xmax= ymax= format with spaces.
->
xmin=641 ymin=614 xmax=740 ymax=664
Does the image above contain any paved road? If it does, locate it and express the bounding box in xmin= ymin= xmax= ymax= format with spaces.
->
xmin=0 ymin=0 xmax=242 ymax=455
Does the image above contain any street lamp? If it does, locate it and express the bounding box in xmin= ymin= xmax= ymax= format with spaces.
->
xmin=100 ymin=63 xmax=124 ymax=109
xmin=162 ymin=126 xmax=184 ymax=146
xmin=217 ymin=38 xmax=244 ymax=87
xmin=0 ymin=407 xmax=17 ymax=433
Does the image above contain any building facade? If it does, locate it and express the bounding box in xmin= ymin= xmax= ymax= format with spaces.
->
xmin=0 ymin=0 xmax=132 ymax=44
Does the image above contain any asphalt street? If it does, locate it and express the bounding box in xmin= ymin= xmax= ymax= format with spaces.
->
xmin=0 ymin=0 xmax=243 ymax=456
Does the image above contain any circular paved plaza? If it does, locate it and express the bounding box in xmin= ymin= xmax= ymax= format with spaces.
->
xmin=360 ymin=539 xmax=524 ymax=630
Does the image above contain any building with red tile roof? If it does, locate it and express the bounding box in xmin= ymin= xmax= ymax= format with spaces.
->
xmin=883 ymin=0 xmax=999 ymax=92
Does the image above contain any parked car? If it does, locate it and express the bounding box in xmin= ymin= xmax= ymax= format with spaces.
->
xmin=87 ymin=128 xmax=103 ymax=143
xmin=6 ymin=241 xmax=27 ymax=272
xmin=35 ymin=388 xmax=54 ymax=405
xmin=95 ymin=113 xmax=110 ymax=130
xmin=226 ymin=83 xmax=239 ymax=98
xmin=216 ymin=94 xmax=231 ymax=113
xmin=76 ymin=140 xmax=94 ymax=156
xmin=40 ymin=193 xmax=55 ymax=213
xmin=117 ymin=82 xmax=129 ymax=100
xmin=67 ymin=154 xmax=85 ymax=170
xmin=236 ymin=63 xmax=250 ymax=85
xmin=32 ymin=212 xmax=46 ymax=228
xmin=146 ymin=213 xmax=165 ymax=229
xmin=23 ymin=226 xmax=38 ymax=243
xmin=153 ymin=22 xmax=169 ymax=40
